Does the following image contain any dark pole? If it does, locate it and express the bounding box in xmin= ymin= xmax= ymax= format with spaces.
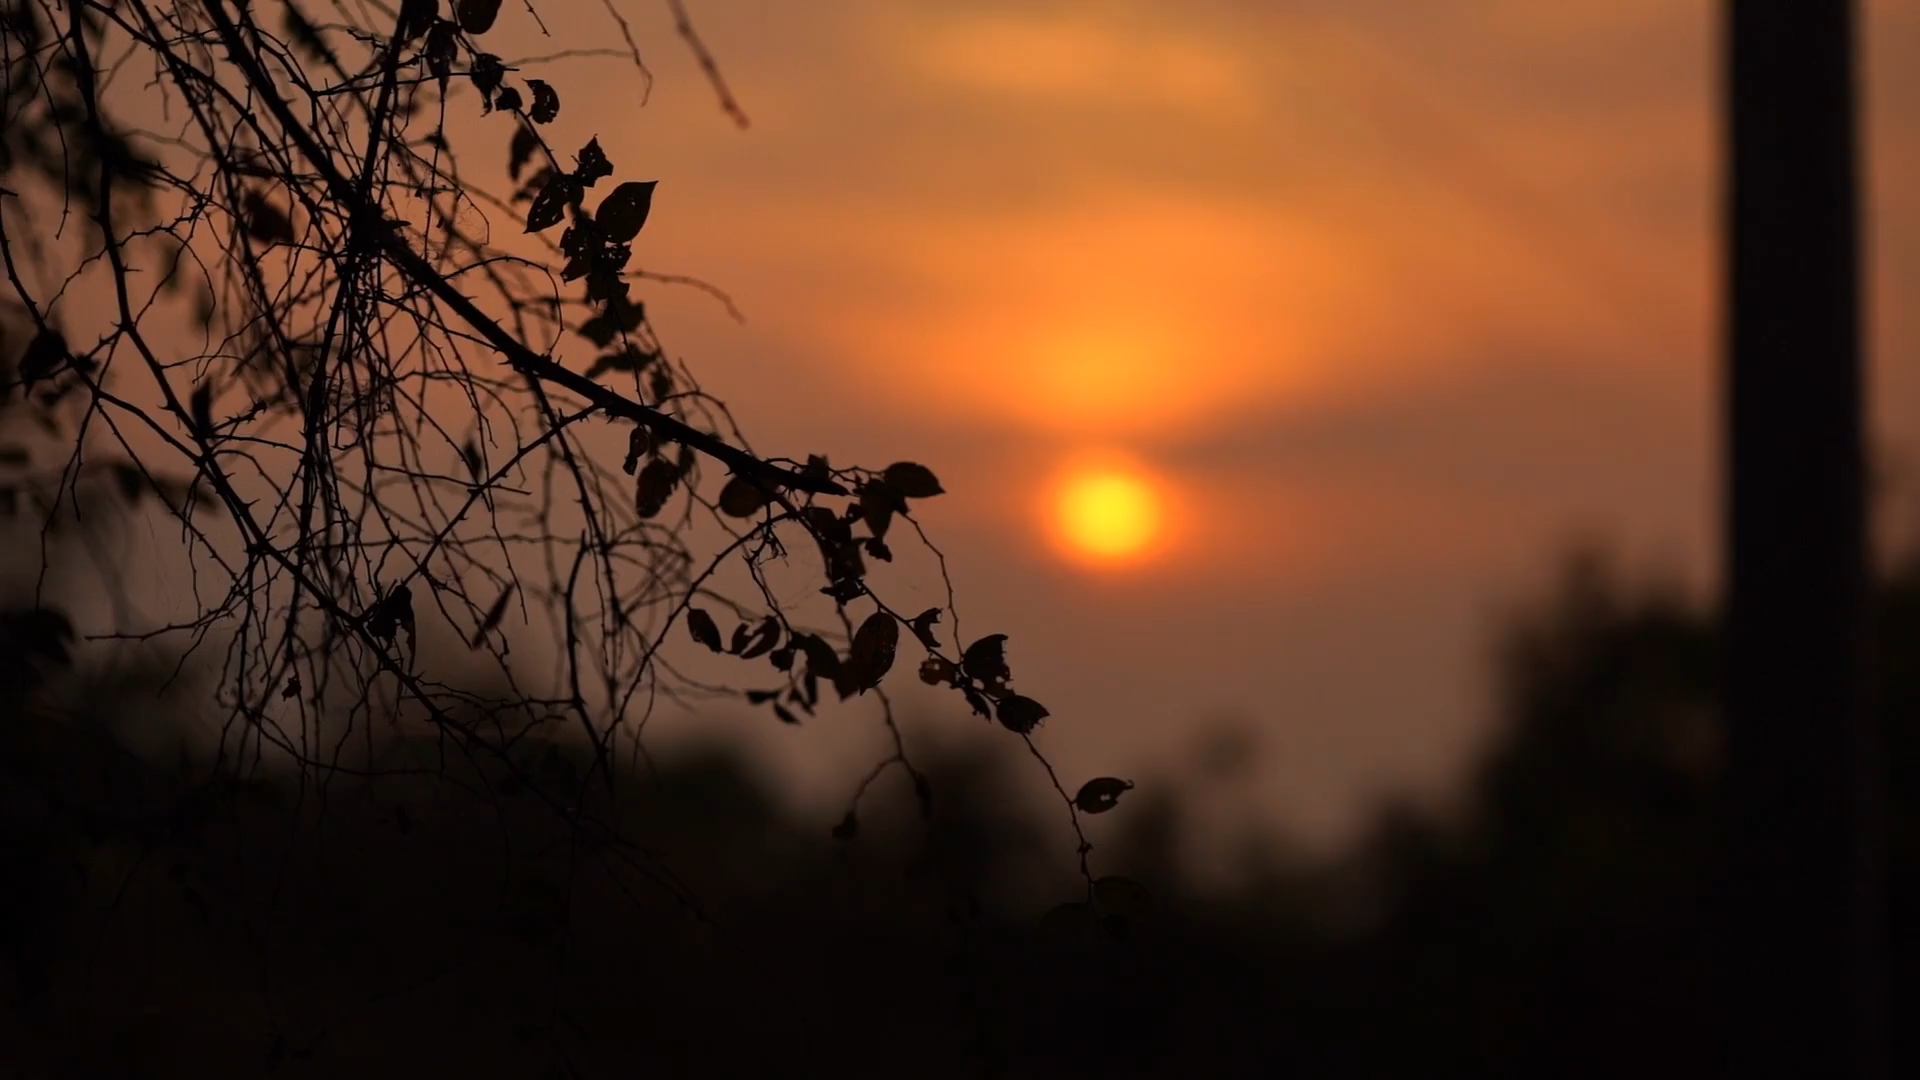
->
xmin=1723 ymin=2 xmax=1884 ymax=1077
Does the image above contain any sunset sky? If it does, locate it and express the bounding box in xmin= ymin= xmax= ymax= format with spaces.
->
xmin=505 ymin=0 xmax=1918 ymax=849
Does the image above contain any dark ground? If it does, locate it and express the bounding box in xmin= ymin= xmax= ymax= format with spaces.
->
xmin=1 ymin=549 xmax=1914 ymax=1078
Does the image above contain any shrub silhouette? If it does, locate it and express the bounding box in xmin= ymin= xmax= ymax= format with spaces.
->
xmin=3 ymin=547 xmax=1914 ymax=1077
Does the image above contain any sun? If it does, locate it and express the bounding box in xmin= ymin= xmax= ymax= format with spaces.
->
xmin=1052 ymin=467 xmax=1164 ymax=564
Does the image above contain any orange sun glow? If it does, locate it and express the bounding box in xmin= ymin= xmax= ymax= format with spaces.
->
xmin=1050 ymin=464 xmax=1165 ymax=565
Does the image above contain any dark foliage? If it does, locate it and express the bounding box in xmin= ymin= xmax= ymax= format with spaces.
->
xmin=1 ymin=549 xmax=1914 ymax=1076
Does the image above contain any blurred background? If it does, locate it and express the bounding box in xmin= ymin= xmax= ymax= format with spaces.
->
xmin=570 ymin=0 xmax=1920 ymax=847
xmin=3 ymin=0 xmax=1917 ymax=1075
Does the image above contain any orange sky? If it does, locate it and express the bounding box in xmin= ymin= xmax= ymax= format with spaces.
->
xmin=471 ymin=0 xmax=1920 ymax=850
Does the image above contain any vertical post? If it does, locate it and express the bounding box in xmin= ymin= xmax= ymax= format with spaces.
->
xmin=1723 ymin=2 xmax=1883 ymax=1077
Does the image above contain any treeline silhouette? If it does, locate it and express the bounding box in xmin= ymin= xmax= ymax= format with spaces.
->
xmin=2 ymin=550 xmax=1914 ymax=1078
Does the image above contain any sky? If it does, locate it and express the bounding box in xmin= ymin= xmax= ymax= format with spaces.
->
xmin=457 ymin=0 xmax=1920 ymax=852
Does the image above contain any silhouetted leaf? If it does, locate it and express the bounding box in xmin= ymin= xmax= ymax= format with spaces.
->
xmin=648 ymin=365 xmax=674 ymax=403
xmin=594 ymin=181 xmax=657 ymax=242
xmin=585 ymin=345 xmax=654 ymax=380
xmin=768 ymin=646 xmax=794 ymax=672
xmin=737 ymin=617 xmax=781 ymax=660
xmin=831 ymin=810 xmax=858 ymax=841
xmin=455 ymin=0 xmax=502 ymax=34
xmin=396 ymin=0 xmax=436 ymax=43
xmin=469 ymin=586 xmax=514 ymax=648
xmin=20 ymin=327 xmax=68 ymax=384
xmin=508 ymin=125 xmax=539 ymax=181
xmin=791 ymin=633 xmax=841 ymax=679
xmin=364 ymin=585 xmax=415 ymax=651
xmin=524 ymin=174 xmax=577 ymax=233
xmin=282 ymin=4 xmax=335 ymax=65
xmin=1040 ymin=901 xmax=1097 ymax=939
xmin=189 ymin=381 xmax=214 ymax=439
xmin=995 ymin=694 xmax=1049 ymax=735
xmin=912 ymin=772 xmax=934 ymax=819
xmin=470 ymin=53 xmax=504 ymax=109
xmin=882 ymin=462 xmax=944 ymax=498
xmin=961 ymin=634 xmax=1009 ymax=686
xmin=634 ymin=457 xmax=678 ymax=518
xmin=1092 ymin=875 xmax=1151 ymax=917
xmin=847 ymin=612 xmax=898 ymax=693
xmin=772 ymin=703 xmax=801 ymax=726
xmin=908 ymin=608 xmax=943 ymax=651
xmin=685 ymin=607 xmax=723 ymax=652
xmin=918 ymin=655 xmax=955 ymax=686
xmin=281 ymin=675 xmax=300 ymax=700
xmin=493 ymin=84 xmax=522 ymax=113
xmin=621 ymin=427 xmax=648 ymax=475
xmin=860 ymin=481 xmax=903 ymax=539
xmin=528 ymin=79 xmax=560 ymax=124
xmin=575 ymin=137 xmax=613 ymax=187
xmin=424 ymin=19 xmax=457 ymax=89
xmin=718 ymin=475 xmax=768 ymax=518
xmin=1073 ymin=777 xmax=1134 ymax=815
xmin=111 ymin=463 xmax=145 ymax=503
xmin=242 ymin=191 xmax=294 ymax=244
xmin=962 ymin=685 xmax=992 ymax=720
